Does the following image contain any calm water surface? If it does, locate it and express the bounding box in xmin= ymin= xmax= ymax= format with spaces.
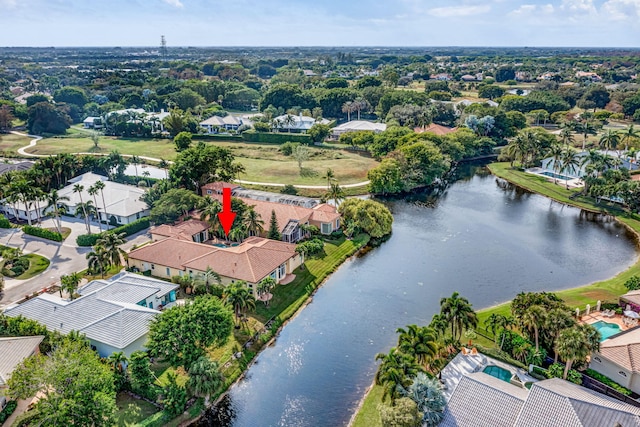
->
xmin=201 ymin=163 xmax=638 ymax=427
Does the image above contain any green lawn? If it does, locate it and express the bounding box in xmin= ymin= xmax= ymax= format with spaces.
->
xmin=1 ymin=253 xmax=51 ymax=281
xmin=115 ymin=393 xmax=160 ymax=427
xmin=351 ymin=385 xmax=384 ymax=427
xmin=0 ymin=132 xmax=31 ymax=155
xmin=27 ymin=135 xmax=378 ymax=185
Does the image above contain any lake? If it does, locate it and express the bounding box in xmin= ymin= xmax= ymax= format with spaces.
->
xmin=200 ymin=163 xmax=639 ymax=427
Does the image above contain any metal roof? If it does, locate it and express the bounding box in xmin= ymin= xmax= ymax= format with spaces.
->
xmin=0 ymin=336 xmax=44 ymax=386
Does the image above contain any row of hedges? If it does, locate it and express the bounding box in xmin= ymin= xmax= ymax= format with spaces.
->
xmin=0 ymin=214 xmax=10 ymax=228
xmin=194 ymin=133 xmax=243 ymax=141
xmin=585 ymin=368 xmax=633 ymax=396
xmin=241 ymin=130 xmax=312 ymax=144
xmin=0 ymin=400 xmax=18 ymax=424
xmin=22 ymin=225 xmax=63 ymax=242
xmin=76 ymin=217 xmax=150 ymax=247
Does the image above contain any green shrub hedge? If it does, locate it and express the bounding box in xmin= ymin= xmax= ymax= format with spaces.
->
xmin=0 ymin=214 xmax=11 ymax=228
xmin=585 ymin=368 xmax=633 ymax=395
xmin=194 ymin=133 xmax=243 ymax=141
xmin=241 ymin=130 xmax=312 ymax=144
xmin=22 ymin=225 xmax=63 ymax=242
xmin=76 ymin=217 xmax=150 ymax=246
xmin=0 ymin=400 xmax=18 ymax=424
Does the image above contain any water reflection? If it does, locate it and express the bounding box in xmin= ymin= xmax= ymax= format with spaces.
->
xmin=200 ymin=163 xmax=638 ymax=427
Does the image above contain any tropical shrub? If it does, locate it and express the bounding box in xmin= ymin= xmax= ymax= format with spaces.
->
xmin=0 ymin=400 xmax=18 ymax=424
xmin=76 ymin=218 xmax=150 ymax=246
xmin=624 ymin=275 xmax=640 ymax=291
xmin=76 ymin=233 xmax=101 ymax=247
xmin=546 ymin=363 xmax=582 ymax=384
xmin=585 ymin=369 xmax=632 ymax=395
xmin=280 ymin=141 xmax=300 ymax=156
xmin=0 ymin=214 xmax=11 ymax=228
xmin=22 ymin=225 xmax=63 ymax=242
xmin=295 ymin=238 xmax=324 ymax=257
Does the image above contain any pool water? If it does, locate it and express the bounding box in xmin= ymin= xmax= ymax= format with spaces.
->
xmin=592 ymin=320 xmax=622 ymax=341
xmin=483 ymin=365 xmax=513 ymax=383
xmin=541 ymin=170 xmax=574 ymax=181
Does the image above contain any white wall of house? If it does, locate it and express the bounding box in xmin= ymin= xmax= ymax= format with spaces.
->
xmin=590 ymin=354 xmax=636 ymax=392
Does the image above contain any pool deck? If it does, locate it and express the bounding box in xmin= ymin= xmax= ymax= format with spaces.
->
xmin=440 ymin=351 xmax=538 ymax=401
xmin=581 ymin=312 xmax=634 ymax=333
xmin=525 ymin=167 xmax=584 ymax=189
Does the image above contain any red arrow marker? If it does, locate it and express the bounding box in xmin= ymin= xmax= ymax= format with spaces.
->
xmin=217 ymin=187 xmax=237 ymax=237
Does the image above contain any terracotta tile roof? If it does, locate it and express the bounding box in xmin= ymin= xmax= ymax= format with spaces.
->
xmin=598 ymin=327 xmax=640 ymax=373
xmin=622 ymin=290 xmax=640 ymax=306
xmin=128 ymin=239 xmax=215 ymax=269
xmin=414 ymin=123 xmax=458 ymax=135
xmin=311 ymin=204 xmax=340 ymax=223
xmin=129 ymin=237 xmax=297 ymax=283
xmin=151 ymin=219 xmax=209 ymax=242
xmin=201 ymin=182 xmax=241 ymax=195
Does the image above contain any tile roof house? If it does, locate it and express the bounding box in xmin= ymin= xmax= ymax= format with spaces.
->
xmin=151 ymin=219 xmax=210 ymax=243
xmin=0 ymin=336 xmax=44 ymax=388
xmin=206 ymin=192 xmax=340 ymax=242
xmin=200 ymin=114 xmax=243 ymax=133
xmin=127 ymin=236 xmax=303 ymax=295
xmin=442 ymin=373 xmax=640 ymax=427
xmin=57 ymin=172 xmax=149 ymax=226
xmin=202 ymin=182 xmax=318 ymax=208
xmin=4 ymin=273 xmax=178 ymax=358
xmin=414 ymin=123 xmax=458 ymax=136
xmin=331 ymin=120 xmax=387 ymax=138
xmin=590 ymin=327 xmax=640 ymax=396
xmin=272 ymin=114 xmax=331 ymax=133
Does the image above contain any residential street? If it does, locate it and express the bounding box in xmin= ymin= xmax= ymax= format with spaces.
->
xmin=0 ymin=216 xmax=151 ymax=310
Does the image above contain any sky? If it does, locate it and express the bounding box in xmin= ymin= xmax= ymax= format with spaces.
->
xmin=1 ymin=0 xmax=640 ymax=47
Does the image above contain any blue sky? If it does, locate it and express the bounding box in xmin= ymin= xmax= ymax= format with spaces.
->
xmin=1 ymin=0 xmax=639 ymax=47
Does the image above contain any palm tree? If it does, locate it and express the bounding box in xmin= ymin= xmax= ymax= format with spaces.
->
xmin=400 ymin=372 xmax=446 ymax=427
xmin=322 ymin=168 xmax=336 ymax=189
xmin=257 ymin=276 xmax=276 ymax=306
xmin=545 ymin=308 xmax=576 ymax=363
xmin=223 ymin=282 xmax=256 ymax=326
xmin=559 ymin=125 xmax=575 ymax=148
xmin=375 ymin=348 xmax=420 ymax=403
xmin=484 ymin=313 xmax=513 ymax=346
xmin=159 ymin=159 xmax=170 ymax=179
xmin=439 ymin=292 xmax=478 ymax=341
xmin=60 ymin=271 xmax=82 ymax=300
xmin=93 ymin=180 xmax=108 ymax=229
xmin=396 ymin=325 xmax=439 ymax=367
xmin=556 ymin=325 xmax=599 ymax=380
xmin=142 ymin=170 xmax=151 ymax=187
xmin=194 ymin=267 xmax=221 ymax=294
xmin=46 ymin=189 xmax=70 ymax=234
xmin=429 ymin=314 xmax=449 ymax=339
xmin=519 ymin=305 xmax=546 ymax=352
xmin=87 ymin=184 xmax=103 ymax=233
xmin=96 ymin=232 xmax=127 ymax=268
xmin=619 ymin=124 xmax=640 ymax=151
xmin=131 ymin=155 xmax=141 ymax=177
xmin=76 ymin=201 xmax=96 ymax=235
xmin=283 ymin=114 xmax=296 ymax=133
xmin=107 ymin=351 xmax=128 ymax=374
xmin=187 ymin=356 xmax=224 ymax=407
xmin=561 ymin=149 xmax=581 ymax=189
xmin=73 ymin=184 xmax=89 ymax=233
xmin=243 ymin=207 xmax=264 ymax=237
xmin=599 ymin=129 xmax=621 ymax=158
xmin=86 ymin=245 xmax=109 ymax=278
xmin=548 ymin=144 xmax=564 ymax=184
xmin=326 ymin=182 xmax=345 ymax=205
xmin=342 ymin=101 xmax=354 ymax=121
xmin=200 ymin=198 xmax=223 ymax=237
xmin=573 ymin=120 xmax=597 ymax=151
xmin=228 ymin=226 xmax=247 ymax=243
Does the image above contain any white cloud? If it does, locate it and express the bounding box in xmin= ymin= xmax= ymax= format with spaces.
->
xmin=509 ymin=3 xmax=554 ymax=16
xmin=162 ymin=0 xmax=183 ymax=8
xmin=0 ymin=0 xmax=18 ymax=9
xmin=601 ymin=0 xmax=640 ymax=20
xmin=560 ymin=0 xmax=596 ymax=14
xmin=428 ymin=5 xmax=490 ymax=17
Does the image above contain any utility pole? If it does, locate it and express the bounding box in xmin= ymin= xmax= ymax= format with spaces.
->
xmin=160 ymin=35 xmax=167 ymax=60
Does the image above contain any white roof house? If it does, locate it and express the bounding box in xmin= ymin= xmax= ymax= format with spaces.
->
xmin=331 ymin=120 xmax=387 ymax=137
xmin=272 ymin=114 xmax=331 ymax=133
xmin=57 ymin=172 xmax=149 ymax=225
xmin=0 ymin=336 xmax=44 ymax=388
xmin=4 ymin=273 xmax=178 ymax=357
xmin=200 ymin=115 xmax=243 ymax=133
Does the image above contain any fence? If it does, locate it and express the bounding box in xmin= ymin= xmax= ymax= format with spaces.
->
xmin=582 ymin=375 xmax=640 ymax=408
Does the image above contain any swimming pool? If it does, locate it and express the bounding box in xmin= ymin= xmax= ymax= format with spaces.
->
xmin=540 ymin=170 xmax=575 ymax=181
xmin=591 ymin=320 xmax=622 ymax=341
xmin=483 ymin=365 xmax=513 ymax=383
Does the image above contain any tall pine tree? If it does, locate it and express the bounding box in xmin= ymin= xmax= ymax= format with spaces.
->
xmin=267 ymin=209 xmax=281 ymax=240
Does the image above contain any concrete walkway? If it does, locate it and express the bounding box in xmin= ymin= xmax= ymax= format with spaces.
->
xmin=12 ymin=131 xmax=371 ymax=189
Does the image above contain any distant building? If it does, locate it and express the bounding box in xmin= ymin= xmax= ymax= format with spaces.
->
xmin=414 ymin=123 xmax=458 ymax=136
xmin=272 ymin=114 xmax=331 ymax=133
xmin=151 ymin=219 xmax=210 ymax=243
xmin=331 ymin=120 xmax=387 ymax=138
xmin=575 ymin=71 xmax=602 ymax=82
xmin=200 ymin=115 xmax=243 ymax=133
xmin=83 ymin=116 xmax=103 ymax=129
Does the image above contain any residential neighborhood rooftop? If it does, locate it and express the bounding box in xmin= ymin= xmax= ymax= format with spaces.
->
xmin=0 ymin=336 xmax=44 ymax=387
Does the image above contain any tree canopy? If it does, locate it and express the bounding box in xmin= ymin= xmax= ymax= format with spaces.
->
xmin=338 ymin=199 xmax=393 ymax=238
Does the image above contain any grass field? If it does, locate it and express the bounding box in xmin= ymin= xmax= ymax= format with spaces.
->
xmin=26 ymin=134 xmax=378 ymax=185
xmin=0 ymin=133 xmax=31 ymax=155
xmin=115 ymin=393 xmax=160 ymax=426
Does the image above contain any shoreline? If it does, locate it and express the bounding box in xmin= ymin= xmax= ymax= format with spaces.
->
xmin=348 ymin=162 xmax=640 ymax=427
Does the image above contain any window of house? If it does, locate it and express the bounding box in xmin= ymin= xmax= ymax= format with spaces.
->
xmin=151 ymin=264 xmax=155 ymax=270
xmin=594 ymin=357 xmax=602 ymax=363
xmin=149 ymin=302 xmax=153 ymax=309
xmin=619 ymin=371 xmax=628 ymax=377
xmin=336 ymin=218 xmax=340 ymax=228
xmin=279 ymin=263 xmax=286 ymax=278
xmin=166 ymin=267 xmax=170 ymax=276
xmin=207 ymin=190 xmax=212 ymax=195
xmin=321 ymin=223 xmax=331 ymax=234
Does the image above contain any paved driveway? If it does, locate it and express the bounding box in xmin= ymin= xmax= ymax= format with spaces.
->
xmin=0 ymin=216 xmax=152 ymax=310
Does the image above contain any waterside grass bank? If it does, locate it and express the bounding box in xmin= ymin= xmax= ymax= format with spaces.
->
xmin=350 ymin=162 xmax=640 ymax=427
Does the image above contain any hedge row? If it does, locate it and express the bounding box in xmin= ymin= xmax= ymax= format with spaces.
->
xmin=76 ymin=217 xmax=150 ymax=247
xmin=585 ymin=368 xmax=633 ymax=396
xmin=0 ymin=401 xmax=18 ymax=424
xmin=23 ymin=225 xmax=63 ymax=242
xmin=241 ymin=131 xmax=312 ymax=144
xmin=0 ymin=214 xmax=11 ymax=228
xmin=194 ymin=133 xmax=243 ymax=141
